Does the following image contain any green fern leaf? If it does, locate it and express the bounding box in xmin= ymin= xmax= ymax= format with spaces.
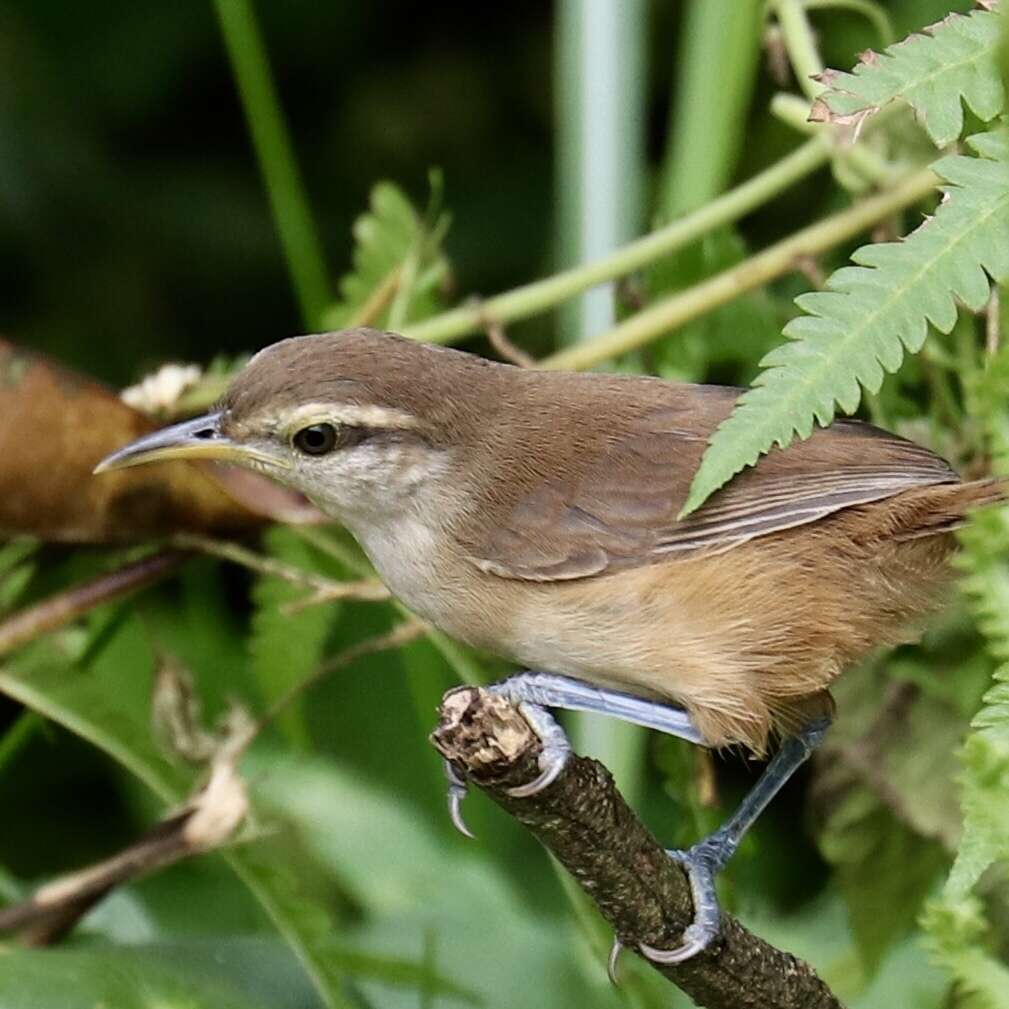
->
xmin=921 ymin=387 xmax=1009 ymax=1004
xmin=947 ymin=508 xmax=1009 ymax=899
xmin=682 ymin=130 xmax=1009 ymax=516
xmin=922 ymin=895 xmax=1009 ymax=1009
xmin=966 ymin=342 xmax=1009 ymax=472
xmin=322 ymin=179 xmax=450 ymax=331
xmin=814 ymin=7 xmax=1004 ymax=147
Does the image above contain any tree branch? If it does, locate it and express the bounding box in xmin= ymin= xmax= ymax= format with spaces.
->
xmin=430 ymin=688 xmax=843 ymax=1009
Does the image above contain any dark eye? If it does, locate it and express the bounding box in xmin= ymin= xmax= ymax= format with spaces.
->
xmin=293 ymin=423 xmax=339 ymax=456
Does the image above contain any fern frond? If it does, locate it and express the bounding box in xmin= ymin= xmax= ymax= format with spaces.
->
xmin=947 ymin=508 xmax=1009 ymax=898
xmin=322 ymin=180 xmax=450 ymax=331
xmin=682 ymin=130 xmax=1009 ymax=515
xmin=922 ymin=895 xmax=1009 ymax=1009
xmin=813 ymin=7 xmax=1004 ymax=147
xmin=921 ymin=397 xmax=1009 ymax=1003
xmin=966 ymin=342 xmax=1009 ymax=472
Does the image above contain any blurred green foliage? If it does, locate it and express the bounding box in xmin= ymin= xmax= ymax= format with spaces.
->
xmin=3 ymin=2 xmax=1009 ymax=1008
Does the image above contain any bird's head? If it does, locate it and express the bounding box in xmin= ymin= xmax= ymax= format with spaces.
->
xmin=95 ymin=329 xmax=494 ymax=526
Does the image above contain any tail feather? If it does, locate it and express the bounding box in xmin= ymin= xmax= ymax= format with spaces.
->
xmin=892 ymin=477 xmax=1008 ymax=542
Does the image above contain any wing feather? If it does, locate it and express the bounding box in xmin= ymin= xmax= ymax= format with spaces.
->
xmin=466 ymin=388 xmax=959 ymax=582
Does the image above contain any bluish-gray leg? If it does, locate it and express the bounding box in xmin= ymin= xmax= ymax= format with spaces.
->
xmin=639 ymin=716 xmax=831 ymax=964
xmin=442 ymin=670 xmax=702 ymax=831
xmin=440 ymin=670 xmax=830 ymax=970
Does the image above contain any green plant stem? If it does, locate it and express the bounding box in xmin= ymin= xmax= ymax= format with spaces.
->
xmin=213 ymin=0 xmax=329 ymax=328
xmin=403 ymin=136 xmax=831 ymax=345
xmin=0 ymin=710 xmax=41 ymax=776
xmin=775 ymin=0 xmax=826 ymax=99
xmin=801 ymin=0 xmax=895 ymax=46
xmin=660 ymin=0 xmax=764 ymax=218
xmin=541 ymin=165 xmax=939 ymax=371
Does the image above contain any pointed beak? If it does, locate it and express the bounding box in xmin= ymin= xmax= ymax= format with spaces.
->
xmin=93 ymin=412 xmax=286 ymax=474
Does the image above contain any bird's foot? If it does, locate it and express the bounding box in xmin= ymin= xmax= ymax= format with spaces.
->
xmin=441 ymin=685 xmax=572 ymax=838
xmin=638 ymin=831 xmax=732 ymax=964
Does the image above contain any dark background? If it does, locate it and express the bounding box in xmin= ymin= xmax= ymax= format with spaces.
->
xmin=2 ymin=1 xmax=954 ymax=383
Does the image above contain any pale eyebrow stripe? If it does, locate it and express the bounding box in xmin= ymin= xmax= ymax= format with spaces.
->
xmin=283 ymin=401 xmax=422 ymax=431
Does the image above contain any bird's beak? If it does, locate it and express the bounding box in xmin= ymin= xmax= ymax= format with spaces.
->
xmin=93 ymin=412 xmax=286 ymax=474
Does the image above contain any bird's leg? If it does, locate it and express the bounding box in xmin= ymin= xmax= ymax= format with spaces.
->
xmin=442 ymin=670 xmax=703 ymax=832
xmin=639 ymin=716 xmax=831 ymax=965
xmin=440 ymin=672 xmax=829 ymax=968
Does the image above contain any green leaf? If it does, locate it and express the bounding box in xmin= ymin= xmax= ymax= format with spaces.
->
xmin=0 ymin=618 xmax=353 ymax=1009
xmin=945 ymin=509 xmax=1009 ymax=900
xmin=683 ymin=130 xmax=1009 ymax=515
xmin=0 ymin=944 xmax=295 ymax=1009
xmin=248 ymin=751 xmax=634 ymax=1009
xmin=921 ymin=419 xmax=1009 ymax=1004
xmin=249 ymin=526 xmax=340 ymax=745
xmin=965 ymin=341 xmax=1009 ymax=472
xmin=322 ymin=179 xmax=450 ymax=331
xmin=0 ymin=538 xmax=38 ymax=613
xmin=815 ymin=7 xmax=1005 ymax=147
xmin=921 ymin=895 xmax=1009 ymax=1009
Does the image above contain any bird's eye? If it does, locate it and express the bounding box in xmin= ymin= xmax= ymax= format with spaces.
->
xmin=292 ymin=423 xmax=339 ymax=456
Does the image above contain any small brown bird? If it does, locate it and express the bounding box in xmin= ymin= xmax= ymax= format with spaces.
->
xmin=96 ymin=328 xmax=1004 ymax=963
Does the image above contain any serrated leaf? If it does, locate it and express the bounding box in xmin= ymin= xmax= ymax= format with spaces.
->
xmin=322 ymin=180 xmax=450 ymax=331
xmin=922 ymin=894 xmax=1009 ymax=1009
xmin=682 ymin=131 xmax=1009 ymax=515
xmin=921 ymin=403 xmax=1009 ymax=1004
xmin=945 ymin=508 xmax=1009 ymax=901
xmin=814 ymin=7 xmax=1005 ymax=147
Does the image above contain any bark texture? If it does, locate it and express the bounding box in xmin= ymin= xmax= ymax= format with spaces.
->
xmin=430 ymin=687 xmax=843 ymax=1009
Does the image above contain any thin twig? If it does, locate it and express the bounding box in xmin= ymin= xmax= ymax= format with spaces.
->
xmin=0 ymin=754 xmax=249 ymax=945
xmin=171 ymin=532 xmax=388 ymax=608
xmin=0 ymin=551 xmax=186 ymax=658
xmin=253 ymin=620 xmax=427 ymax=739
xmin=986 ymin=287 xmax=1001 ymax=358
xmin=431 ymin=688 xmax=842 ymax=1009
xmin=280 ymin=579 xmax=390 ymax=616
xmin=484 ymin=318 xmax=537 ymax=368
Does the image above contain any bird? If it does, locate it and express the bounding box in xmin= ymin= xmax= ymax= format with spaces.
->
xmin=95 ymin=327 xmax=1005 ymax=963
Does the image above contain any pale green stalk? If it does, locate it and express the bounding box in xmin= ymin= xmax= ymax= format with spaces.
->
xmin=800 ymin=0 xmax=895 ymax=46
xmin=555 ymin=0 xmax=648 ymax=800
xmin=659 ymin=0 xmax=764 ymax=218
xmin=403 ymin=136 xmax=831 ymax=345
xmin=541 ymin=166 xmax=939 ymax=371
xmin=774 ymin=0 xmax=827 ymax=99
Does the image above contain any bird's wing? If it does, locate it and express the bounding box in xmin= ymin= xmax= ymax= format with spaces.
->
xmin=467 ymin=398 xmax=959 ymax=582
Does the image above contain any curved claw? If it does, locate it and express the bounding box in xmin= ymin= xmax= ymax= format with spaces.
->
xmin=607 ymin=937 xmax=623 ymax=986
xmin=505 ymin=747 xmax=568 ymax=797
xmin=443 ymin=759 xmax=475 ymax=839
xmin=502 ymin=700 xmax=572 ymax=798
xmin=638 ymin=927 xmax=711 ymax=965
xmin=637 ymin=844 xmax=723 ymax=964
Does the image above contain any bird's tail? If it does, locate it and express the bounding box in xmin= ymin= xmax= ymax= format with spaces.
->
xmin=892 ymin=476 xmax=1008 ymax=541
